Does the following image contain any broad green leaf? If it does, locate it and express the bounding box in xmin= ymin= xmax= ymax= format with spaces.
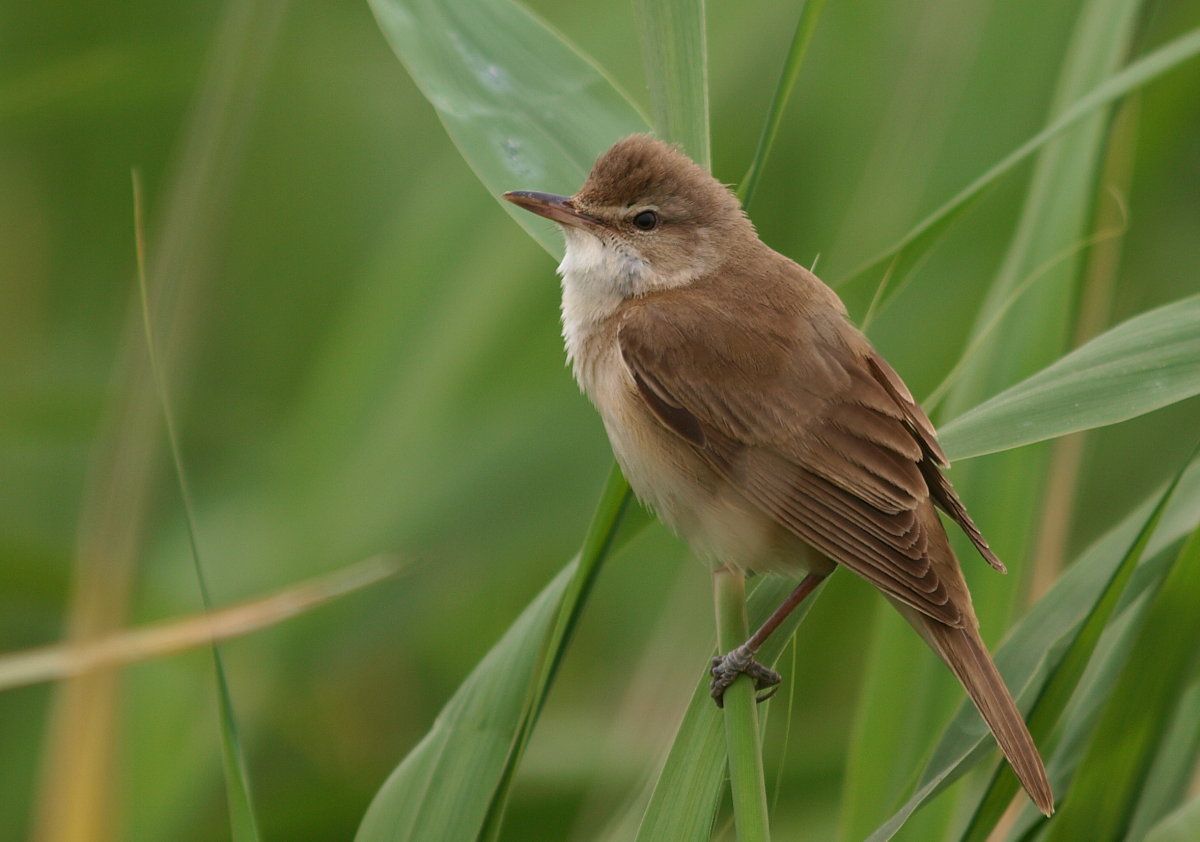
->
xmin=368 ymin=0 xmax=649 ymax=258
xmin=1045 ymin=524 xmax=1200 ymax=840
xmin=941 ymin=292 xmax=1200 ymax=459
xmin=631 ymin=0 xmax=710 ymax=168
xmin=958 ymin=451 xmax=1195 ymax=842
xmin=864 ymin=461 xmax=1200 ymax=841
xmin=937 ymin=0 xmax=1138 ymax=652
xmin=635 ymin=576 xmax=822 ymax=842
xmin=840 ymin=4 xmax=1145 ymax=838
xmin=478 ymin=466 xmax=637 ymax=838
xmin=357 ymin=468 xmax=643 ymax=842
xmin=1146 ymin=793 xmax=1200 ymax=842
xmin=985 ymin=551 xmax=1200 ymax=842
xmin=939 ymin=294 xmax=1200 ymax=462
xmin=357 ymin=561 xmax=576 ymax=842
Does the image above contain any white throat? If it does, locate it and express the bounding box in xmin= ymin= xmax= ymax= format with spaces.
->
xmin=557 ymin=229 xmax=648 ymax=375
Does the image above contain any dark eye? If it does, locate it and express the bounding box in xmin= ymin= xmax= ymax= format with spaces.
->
xmin=632 ymin=209 xmax=658 ymax=231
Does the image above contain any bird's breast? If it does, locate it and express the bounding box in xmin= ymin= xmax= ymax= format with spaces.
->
xmin=567 ymin=323 xmax=813 ymax=575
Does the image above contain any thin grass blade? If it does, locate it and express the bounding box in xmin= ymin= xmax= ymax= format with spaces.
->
xmin=132 ymin=172 xmax=260 ymax=840
xmin=357 ymin=562 xmax=577 ymax=841
xmin=478 ymin=466 xmax=637 ymax=839
xmin=357 ymin=468 xmax=643 ymax=842
xmin=1126 ymin=679 xmax=1200 ymax=840
xmin=0 ymin=556 xmax=402 ymax=691
xmin=30 ymin=4 xmax=285 ymax=837
xmin=922 ymin=215 xmax=1130 ymax=413
xmin=964 ymin=525 xmax=1200 ymax=842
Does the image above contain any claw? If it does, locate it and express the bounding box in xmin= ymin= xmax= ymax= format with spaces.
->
xmin=755 ymin=685 xmax=780 ymax=704
xmin=710 ymin=644 xmax=781 ymax=708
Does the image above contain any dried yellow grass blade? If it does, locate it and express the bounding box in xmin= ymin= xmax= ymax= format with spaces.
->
xmin=0 ymin=556 xmax=402 ymax=692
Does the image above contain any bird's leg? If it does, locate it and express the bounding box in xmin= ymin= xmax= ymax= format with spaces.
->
xmin=710 ymin=572 xmax=826 ymax=707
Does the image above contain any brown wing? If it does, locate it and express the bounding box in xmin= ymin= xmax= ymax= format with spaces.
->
xmin=618 ymin=284 xmax=980 ymax=627
xmin=865 ymin=351 xmax=1005 ymax=572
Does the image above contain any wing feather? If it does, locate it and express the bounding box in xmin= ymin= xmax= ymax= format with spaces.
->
xmin=617 ymin=292 xmax=980 ymax=626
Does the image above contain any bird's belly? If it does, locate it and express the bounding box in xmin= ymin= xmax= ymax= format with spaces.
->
xmin=596 ymin=382 xmax=823 ymax=577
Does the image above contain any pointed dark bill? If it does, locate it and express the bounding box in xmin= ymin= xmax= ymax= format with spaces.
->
xmin=503 ymin=190 xmax=600 ymax=230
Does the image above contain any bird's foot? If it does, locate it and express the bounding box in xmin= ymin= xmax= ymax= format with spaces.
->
xmin=710 ymin=644 xmax=781 ymax=708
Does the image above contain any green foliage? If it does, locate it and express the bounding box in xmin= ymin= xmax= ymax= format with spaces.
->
xmin=356 ymin=463 xmax=641 ymax=841
xmin=1147 ymin=793 xmax=1200 ymax=842
xmin=133 ymin=172 xmax=262 ymax=842
xmin=636 ymin=576 xmax=821 ymax=841
xmin=868 ymin=460 xmax=1200 ymax=840
xmin=368 ymin=0 xmax=648 ymax=257
xmin=631 ymin=0 xmax=710 ymax=168
xmin=959 ymin=450 xmax=1195 ymax=842
xmin=738 ymin=0 xmax=827 ymax=209
xmin=5 ymin=0 xmax=1200 ymax=841
xmin=1047 ymin=523 xmax=1200 ymax=839
xmin=358 ymin=562 xmax=572 ymax=841
xmin=836 ymin=22 xmax=1200 ymax=313
xmin=842 ymin=2 xmax=1147 ymax=835
xmin=939 ymin=293 xmax=1200 ymax=460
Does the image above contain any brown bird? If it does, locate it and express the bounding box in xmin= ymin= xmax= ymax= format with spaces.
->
xmin=503 ymin=134 xmax=1053 ymax=815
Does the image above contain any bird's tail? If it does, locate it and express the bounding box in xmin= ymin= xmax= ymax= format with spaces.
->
xmin=918 ymin=615 xmax=1054 ymax=816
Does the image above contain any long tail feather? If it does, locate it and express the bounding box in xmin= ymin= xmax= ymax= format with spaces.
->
xmin=918 ymin=615 xmax=1054 ymax=816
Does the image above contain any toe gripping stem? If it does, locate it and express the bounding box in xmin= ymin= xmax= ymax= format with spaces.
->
xmin=709 ymin=572 xmax=827 ymax=709
xmin=710 ymin=644 xmax=781 ymax=708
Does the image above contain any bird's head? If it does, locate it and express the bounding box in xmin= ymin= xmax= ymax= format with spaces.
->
xmin=504 ymin=134 xmax=752 ymax=297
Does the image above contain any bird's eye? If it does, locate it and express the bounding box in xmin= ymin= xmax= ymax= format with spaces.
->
xmin=632 ymin=210 xmax=659 ymax=231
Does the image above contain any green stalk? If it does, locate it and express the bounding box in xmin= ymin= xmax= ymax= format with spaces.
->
xmin=738 ymin=0 xmax=827 ymax=207
xmin=632 ymin=0 xmax=711 ymax=168
xmin=714 ymin=568 xmax=771 ymax=842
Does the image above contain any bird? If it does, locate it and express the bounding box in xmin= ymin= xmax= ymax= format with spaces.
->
xmin=503 ymin=133 xmax=1053 ymax=816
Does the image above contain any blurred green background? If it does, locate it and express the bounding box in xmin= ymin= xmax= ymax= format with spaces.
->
xmin=3 ymin=0 xmax=1199 ymax=839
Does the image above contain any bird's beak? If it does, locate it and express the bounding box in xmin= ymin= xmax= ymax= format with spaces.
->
xmin=503 ymin=191 xmax=598 ymax=230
